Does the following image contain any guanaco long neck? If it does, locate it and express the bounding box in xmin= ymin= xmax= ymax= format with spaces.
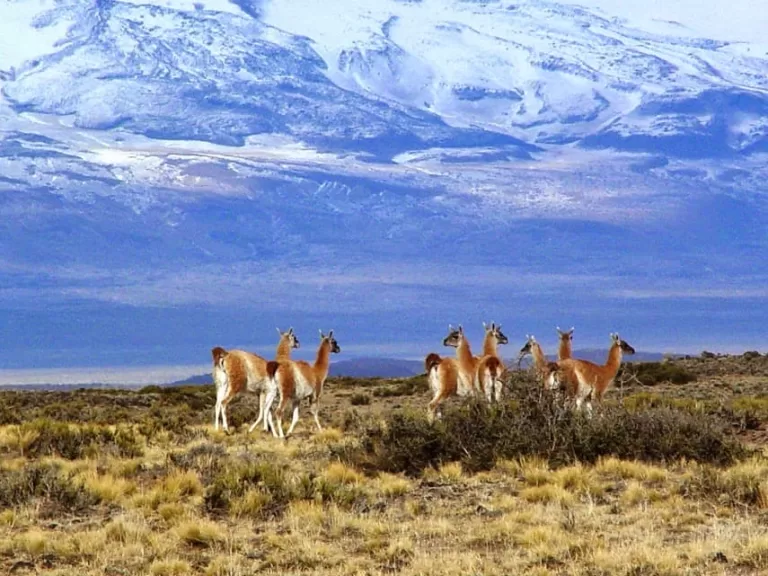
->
xmin=603 ymin=343 xmax=623 ymax=377
xmin=483 ymin=333 xmax=498 ymax=357
xmin=313 ymin=340 xmax=332 ymax=391
xmin=275 ymin=335 xmax=293 ymax=361
xmin=531 ymin=343 xmax=548 ymax=371
xmin=558 ymin=338 xmax=572 ymax=361
xmin=456 ymin=337 xmax=475 ymax=369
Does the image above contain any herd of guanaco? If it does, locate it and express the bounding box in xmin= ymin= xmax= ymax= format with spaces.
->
xmin=210 ymin=324 xmax=635 ymax=436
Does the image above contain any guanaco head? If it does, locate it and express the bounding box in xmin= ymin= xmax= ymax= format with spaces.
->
xmin=442 ymin=324 xmax=465 ymax=348
xmin=320 ymin=329 xmax=341 ymax=354
xmin=611 ymin=333 xmax=636 ymax=355
xmin=556 ymin=326 xmax=574 ymax=343
xmin=277 ymin=326 xmax=300 ymax=349
xmin=518 ymin=334 xmax=536 ymax=358
xmin=483 ymin=321 xmax=509 ymax=345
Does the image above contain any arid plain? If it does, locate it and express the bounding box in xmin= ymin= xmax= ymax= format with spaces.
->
xmin=1 ymin=353 xmax=768 ymax=576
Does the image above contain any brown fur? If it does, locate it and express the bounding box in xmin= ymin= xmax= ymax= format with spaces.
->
xmin=476 ymin=322 xmax=508 ymax=400
xmin=527 ymin=338 xmax=555 ymax=386
xmin=275 ymin=328 xmax=299 ymax=361
xmin=426 ymin=326 xmax=480 ymax=421
xmin=425 ymin=353 xmax=442 ymax=374
xmin=557 ymin=327 xmax=574 ymax=361
xmin=553 ymin=334 xmax=635 ymax=410
xmin=212 ymin=329 xmax=300 ymax=432
xmin=220 ymin=350 xmax=266 ymax=398
xmin=211 ymin=346 xmax=227 ymax=368
xmin=456 ymin=334 xmax=478 ymax=376
xmin=266 ymin=331 xmax=340 ymax=437
xmin=267 ymin=360 xmax=279 ymax=380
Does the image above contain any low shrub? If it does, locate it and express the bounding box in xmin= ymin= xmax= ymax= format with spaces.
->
xmin=138 ymin=385 xmax=164 ymax=394
xmin=15 ymin=419 xmax=143 ymax=460
xmin=168 ymin=443 xmax=227 ymax=484
xmin=343 ymin=383 xmax=746 ymax=477
xmin=0 ymin=462 xmax=100 ymax=512
xmin=622 ymin=362 xmax=697 ymax=386
xmin=372 ymin=376 xmax=429 ymax=398
xmin=204 ymin=458 xmax=294 ymax=518
xmin=349 ymin=393 xmax=372 ymax=406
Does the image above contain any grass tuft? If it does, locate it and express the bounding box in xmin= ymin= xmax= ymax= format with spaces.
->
xmin=176 ymin=520 xmax=226 ymax=548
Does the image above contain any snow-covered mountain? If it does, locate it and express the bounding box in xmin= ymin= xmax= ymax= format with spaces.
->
xmin=1 ymin=0 xmax=767 ymax=370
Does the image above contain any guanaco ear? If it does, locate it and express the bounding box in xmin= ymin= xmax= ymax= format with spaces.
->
xmin=276 ymin=327 xmax=282 ymax=335
xmin=288 ymin=327 xmax=294 ymax=335
xmin=569 ymin=326 xmax=574 ymax=334
xmin=329 ymin=330 xmax=334 ymax=338
xmin=458 ymin=324 xmax=464 ymax=333
xmin=482 ymin=322 xmax=488 ymax=331
xmin=448 ymin=324 xmax=454 ymax=332
xmin=319 ymin=329 xmax=325 ymax=339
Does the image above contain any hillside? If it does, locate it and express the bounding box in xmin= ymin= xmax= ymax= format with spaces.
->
xmin=0 ymin=0 xmax=767 ymax=367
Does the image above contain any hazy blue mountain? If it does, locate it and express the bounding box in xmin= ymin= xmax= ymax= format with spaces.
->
xmin=0 ymin=0 xmax=766 ymax=371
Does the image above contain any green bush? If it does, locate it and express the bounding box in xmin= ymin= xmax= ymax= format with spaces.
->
xmin=342 ymin=383 xmax=746 ymax=477
xmin=349 ymin=393 xmax=372 ymax=406
xmin=622 ymin=362 xmax=697 ymax=386
xmin=138 ymin=385 xmax=164 ymax=394
xmin=373 ymin=376 xmax=429 ymax=398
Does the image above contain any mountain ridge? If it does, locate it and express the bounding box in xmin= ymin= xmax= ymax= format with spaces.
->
xmin=0 ymin=0 xmax=766 ymax=367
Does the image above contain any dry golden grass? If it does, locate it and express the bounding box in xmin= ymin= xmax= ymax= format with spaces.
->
xmin=2 ymin=381 xmax=768 ymax=576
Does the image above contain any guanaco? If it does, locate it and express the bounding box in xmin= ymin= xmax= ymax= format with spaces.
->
xmin=211 ymin=327 xmax=299 ymax=432
xmin=518 ymin=335 xmax=559 ymax=388
xmin=425 ymin=325 xmax=490 ymax=421
xmin=556 ymin=326 xmax=574 ymax=360
xmin=264 ymin=330 xmax=340 ymax=438
xmin=551 ymin=333 xmax=635 ymax=417
xmin=476 ymin=322 xmax=509 ymax=402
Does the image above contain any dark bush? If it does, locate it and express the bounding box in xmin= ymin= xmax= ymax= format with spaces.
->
xmin=743 ymin=351 xmax=762 ymax=360
xmin=622 ymin=362 xmax=697 ymax=386
xmin=342 ymin=383 xmax=746 ymax=477
xmin=19 ymin=419 xmax=143 ymax=460
xmin=0 ymin=462 xmax=99 ymax=512
xmin=138 ymin=385 xmax=164 ymax=394
xmin=349 ymin=393 xmax=372 ymax=406
xmin=373 ymin=376 xmax=429 ymax=398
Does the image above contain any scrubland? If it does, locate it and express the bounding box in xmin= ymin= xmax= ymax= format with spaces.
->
xmin=1 ymin=353 xmax=768 ymax=575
